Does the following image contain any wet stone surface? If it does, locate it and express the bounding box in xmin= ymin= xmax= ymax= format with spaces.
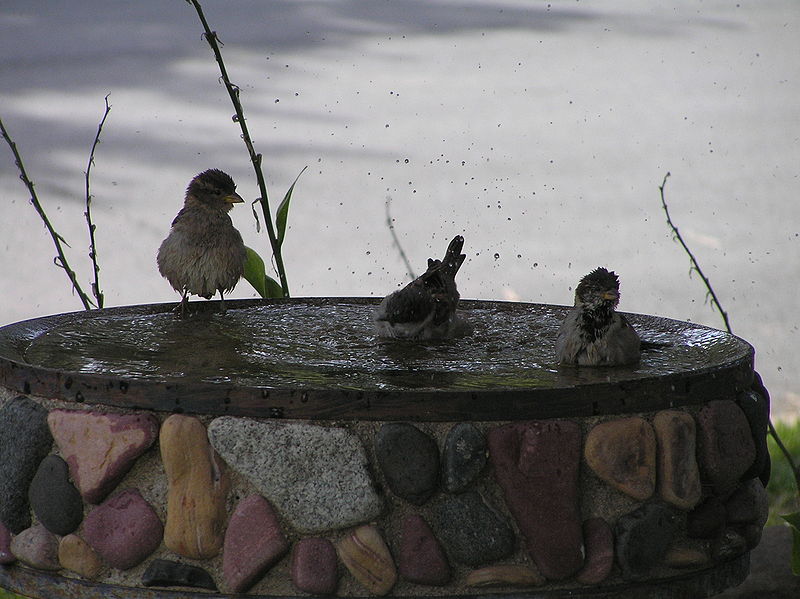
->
xmin=28 ymin=455 xmax=83 ymax=536
xmin=736 ymin=390 xmax=771 ymax=483
xmin=0 ymin=396 xmax=52 ymax=533
xmin=375 ymin=423 xmax=440 ymax=505
xmin=696 ymin=400 xmax=756 ymax=496
xmin=442 ymin=422 xmax=487 ymax=494
xmin=432 ymin=490 xmax=515 ymax=567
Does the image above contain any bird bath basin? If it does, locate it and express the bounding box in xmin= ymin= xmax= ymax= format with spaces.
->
xmin=0 ymin=298 xmax=767 ymax=598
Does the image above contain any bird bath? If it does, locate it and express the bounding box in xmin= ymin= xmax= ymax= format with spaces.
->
xmin=0 ymin=298 xmax=767 ymax=598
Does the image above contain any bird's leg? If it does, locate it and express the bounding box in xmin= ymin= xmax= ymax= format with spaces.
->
xmin=173 ymin=290 xmax=189 ymax=317
xmin=219 ymin=290 xmax=226 ymax=313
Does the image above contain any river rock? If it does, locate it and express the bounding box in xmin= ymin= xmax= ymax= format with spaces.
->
xmin=696 ymin=400 xmax=756 ymax=496
xmin=291 ymin=537 xmax=338 ymax=595
xmin=48 ymin=409 xmax=159 ymax=504
xmin=664 ymin=543 xmax=710 ymax=568
xmin=82 ymin=488 xmax=163 ymax=570
xmin=736 ymin=389 xmax=771 ymax=482
xmin=575 ymin=517 xmax=614 ymax=585
xmin=487 ymin=420 xmax=583 ymax=580
xmin=585 ymin=417 xmax=656 ymax=501
xmin=142 ymin=558 xmax=217 ymax=591
xmin=209 ymin=417 xmax=382 ymax=533
xmin=223 ymin=494 xmax=289 ymax=593
xmin=337 ymin=525 xmax=397 ymax=596
xmin=653 ymin=410 xmax=702 ymax=510
xmin=432 ymin=490 xmax=515 ymax=566
xmin=29 ymin=454 xmax=84 ymax=535
xmin=375 ymin=423 xmax=440 ymax=505
xmin=58 ymin=534 xmax=103 ymax=579
xmin=161 ymin=414 xmax=229 ymax=559
xmin=465 ymin=564 xmax=545 ymax=588
xmin=10 ymin=524 xmax=59 ymax=570
xmin=443 ymin=422 xmax=487 ymax=493
xmin=1 ymin=521 xmax=15 ymax=564
xmin=725 ymin=478 xmax=769 ymax=528
xmin=0 ymin=396 xmax=52 ymax=533
xmin=712 ymin=528 xmax=748 ymax=560
xmin=398 ymin=514 xmax=450 ymax=585
xmin=749 ymin=372 xmax=773 ymax=486
xmin=687 ymin=497 xmax=727 ymax=539
xmin=615 ymin=502 xmax=679 ymax=580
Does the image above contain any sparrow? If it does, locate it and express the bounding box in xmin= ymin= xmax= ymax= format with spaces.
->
xmin=157 ymin=169 xmax=247 ymax=313
xmin=555 ymin=267 xmax=641 ymax=366
xmin=375 ymin=235 xmax=467 ymax=340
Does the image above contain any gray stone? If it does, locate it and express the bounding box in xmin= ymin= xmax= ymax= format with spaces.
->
xmin=10 ymin=524 xmax=59 ymax=571
xmin=443 ymin=423 xmax=487 ymax=493
xmin=209 ymin=417 xmax=383 ymax=533
xmin=432 ymin=490 xmax=515 ymax=566
xmin=0 ymin=396 xmax=53 ymax=533
xmin=29 ymin=455 xmax=84 ymax=535
xmin=615 ymin=502 xmax=679 ymax=580
xmin=375 ymin=423 xmax=440 ymax=505
xmin=726 ymin=478 xmax=769 ymax=528
xmin=0 ymin=520 xmax=14 ymax=564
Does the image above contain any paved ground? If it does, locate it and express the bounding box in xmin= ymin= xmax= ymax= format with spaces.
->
xmin=717 ymin=525 xmax=799 ymax=598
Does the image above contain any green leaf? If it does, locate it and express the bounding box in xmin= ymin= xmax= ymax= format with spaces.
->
xmin=276 ymin=166 xmax=307 ymax=249
xmin=264 ymin=274 xmax=284 ymax=299
xmin=781 ymin=512 xmax=800 ymax=575
xmin=243 ymin=246 xmax=268 ymax=298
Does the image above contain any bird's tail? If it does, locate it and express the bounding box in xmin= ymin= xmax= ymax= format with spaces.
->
xmin=439 ymin=235 xmax=466 ymax=278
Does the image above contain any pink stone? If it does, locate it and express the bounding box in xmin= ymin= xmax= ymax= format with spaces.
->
xmin=291 ymin=538 xmax=338 ymax=595
xmin=48 ymin=409 xmax=159 ymax=504
xmin=696 ymin=400 xmax=756 ymax=496
xmin=575 ymin=518 xmax=613 ymax=585
xmin=82 ymin=488 xmax=163 ymax=570
xmin=398 ymin=514 xmax=451 ymax=585
xmin=223 ymin=495 xmax=289 ymax=593
xmin=487 ymin=420 xmax=583 ymax=580
xmin=0 ymin=520 xmax=15 ymax=564
xmin=9 ymin=524 xmax=59 ymax=571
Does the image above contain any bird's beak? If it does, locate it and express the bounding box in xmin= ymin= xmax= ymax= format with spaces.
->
xmin=601 ymin=290 xmax=619 ymax=301
xmin=224 ymin=192 xmax=245 ymax=204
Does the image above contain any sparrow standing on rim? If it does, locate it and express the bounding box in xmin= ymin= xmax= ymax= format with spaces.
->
xmin=157 ymin=169 xmax=247 ymax=313
xmin=375 ymin=235 xmax=467 ymax=340
xmin=555 ymin=267 xmax=641 ymax=366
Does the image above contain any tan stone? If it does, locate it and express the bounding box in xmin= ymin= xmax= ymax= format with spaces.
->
xmin=664 ymin=543 xmax=710 ymax=568
xmin=59 ymin=534 xmax=103 ymax=579
xmin=337 ymin=525 xmax=397 ymax=596
xmin=654 ymin=410 xmax=702 ymax=510
xmin=160 ymin=414 xmax=230 ymax=559
xmin=466 ymin=564 xmax=545 ymax=588
xmin=584 ymin=417 xmax=656 ymax=500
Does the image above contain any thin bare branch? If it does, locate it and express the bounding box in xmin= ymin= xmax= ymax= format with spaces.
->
xmin=384 ymin=195 xmax=416 ymax=280
xmin=658 ymin=172 xmax=731 ymax=333
xmin=186 ymin=0 xmax=289 ymax=297
xmin=84 ymin=94 xmax=111 ymax=309
xmin=1 ymin=116 xmax=95 ymax=310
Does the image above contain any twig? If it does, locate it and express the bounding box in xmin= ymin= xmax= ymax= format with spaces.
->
xmin=658 ymin=172 xmax=800 ymax=497
xmin=659 ymin=172 xmax=731 ymax=333
xmin=385 ymin=195 xmax=416 ymax=280
xmin=186 ymin=0 xmax=289 ymax=297
xmin=1 ymin=116 xmax=95 ymax=310
xmin=84 ymin=94 xmax=111 ymax=309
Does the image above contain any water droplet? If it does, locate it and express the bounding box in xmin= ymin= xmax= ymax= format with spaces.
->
xmin=494 ymin=253 xmax=500 ymax=260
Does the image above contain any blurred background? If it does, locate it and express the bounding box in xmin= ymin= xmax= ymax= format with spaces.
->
xmin=1 ymin=0 xmax=797 ymax=417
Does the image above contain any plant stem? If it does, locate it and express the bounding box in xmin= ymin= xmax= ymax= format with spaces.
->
xmin=1 ymin=116 xmax=95 ymax=310
xmin=186 ymin=0 xmax=289 ymax=297
xmin=84 ymin=94 xmax=111 ymax=309
xmin=659 ymin=172 xmax=798 ymax=501
xmin=384 ymin=195 xmax=416 ymax=280
xmin=658 ymin=172 xmax=731 ymax=333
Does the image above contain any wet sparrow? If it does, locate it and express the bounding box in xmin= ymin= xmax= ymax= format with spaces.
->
xmin=375 ymin=235 xmax=467 ymax=340
xmin=555 ymin=267 xmax=641 ymax=366
xmin=157 ymin=169 xmax=247 ymax=313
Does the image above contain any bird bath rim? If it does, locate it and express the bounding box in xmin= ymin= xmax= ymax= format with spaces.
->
xmin=0 ymin=297 xmax=754 ymax=421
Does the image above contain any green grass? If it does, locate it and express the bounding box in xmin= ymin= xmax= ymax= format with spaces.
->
xmin=0 ymin=591 xmax=27 ymax=599
xmin=767 ymin=418 xmax=800 ymax=526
